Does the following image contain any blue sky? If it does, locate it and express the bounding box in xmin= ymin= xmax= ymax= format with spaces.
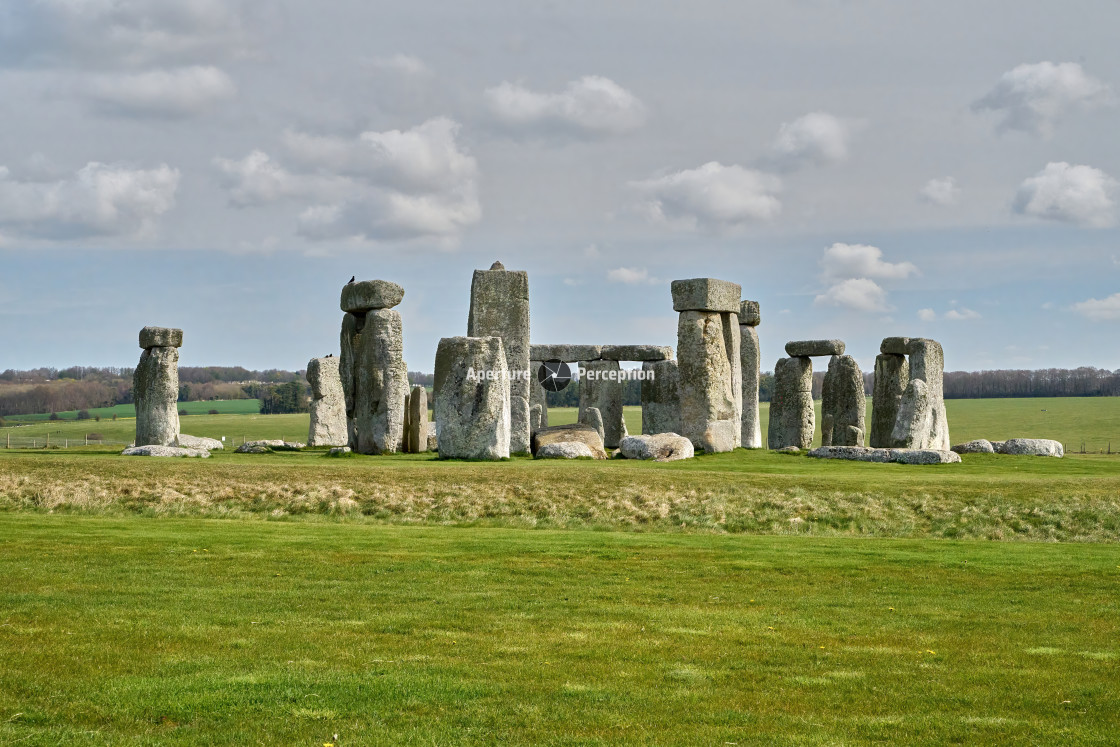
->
xmin=1 ymin=0 xmax=1118 ymax=374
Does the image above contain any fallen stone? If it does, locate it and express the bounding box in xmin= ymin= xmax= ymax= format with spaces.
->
xmin=536 ymin=441 xmax=598 ymax=459
xmin=776 ymin=446 xmax=801 ymax=453
xmin=235 ymin=439 xmax=304 ymax=453
xmin=340 ymin=279 xmax=404 ymax=312
xmin=870 ymin=353 xmax=908 ymax=448
xmin=767 ymin=356 xmax=813 ymax=450
xmin=599 ymin=344 xmax=673 ymax=362
xmin=641 ymin=359 xmax=680 ymax=436
xmin=996 ymin=438 xmax=1064 ymax=457
xmin=785 ymin=339 xmax=845 ymax=357
xmin=808 ymin=446 xmax=960 ymax=464
xmin=134 ymin=344 xmax=180 ymax=447
xmin=880 ymin=336 xmax=910 ymax=355
xmin=307 ymin=356 xmax=348 ymax=447
xmin=892 ymin=449 xmax=961 ymax=465
xmin=951 ymin=439 xmax=996 ymax=454
xmin=434 ymin=336 xmax=511 ymax=460
xmin=237 ymin=444 xmax=269 ymax=454
xmin=530 ymin=424 xmax=607 ymax=459
xmin=529 ymin=344 xmax=603 ymax=362
xmin=122 ymin=445 xmax=209 ymax=458
xmin=618 ymin=433 xmax=694 ymax=461
xmin=739 ymin=300 xmax=760 ymax=327
xmin=139 ymin=326 xmax=183 ymax=349
xmin=328 ymin=446 xmax=352 ymax=457
xmin=581 ymin=406 xmax=606 ymax=446
xmin=671 ymin=278 xmax=742 ymax=313
xmin=175 ymin=434 xmax=223 ymax=451
xmin=578 ymin=361 xmax=626 ymax=448
xmin=677 ymin=309 xmax=741 ymax=453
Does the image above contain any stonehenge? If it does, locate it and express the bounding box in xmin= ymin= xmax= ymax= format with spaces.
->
xmin=673 ymin=278 xmax=742 ymax=453
xmin=769 ymin=338 xmax=867 ymax=450
xmin=870 ymin=337 xmax=950 ymax=451
xmin=821 ymin=354 xmax=866 ymax=447
xmin=739 ymin=300 xmax=762 ymax=448
xmin=531 ymin=423 xmax=608 ymax=459
xmin=577 ymin=361 xmax=627 ymax=448
xmin=134 ymin=326 xmax=182 ymax=447
xmin=809 ymin=446 xmax=961 ymax=465
xmin=618 ymin=433 xmax=694 ymax=462
xmin=641 ymin=359 xmax=680 ymax=435
xmin=407 ymin=384 xmax=429 ymax=453
xmin=306 ymin=356 xmax=348 ymax=447
xmin=767 ymin=355 xmax=814 ymax=450
xmin=528 ymin=360 xmax=549 ymax=429
xmin=433 ymin=336 xmax=511 ymax=460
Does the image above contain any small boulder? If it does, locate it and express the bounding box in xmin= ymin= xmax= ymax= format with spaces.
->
xmin=536 ymin=441 xmax=598 ymax=459
xmin=776 ymin=446 xmax=801 ymax=453
xmin=175 ymin=434 xmax=223 ymax=451
xmin=618 ymin=433 xmax=694 ymax=461
xmin=122 ymin=445 xmax=209 ymax=458
xmin=531 ymin=424 xmax=607 ymax=459
xmin=951 ymin=439 xmax=996 ymax=454
xmin=996 ymin=438 xmax=1064 ymax=457
xmin=327 ymin=446 xmax=352 ymax=457
xmin=808 ymin=446 xmax=894 ymax=463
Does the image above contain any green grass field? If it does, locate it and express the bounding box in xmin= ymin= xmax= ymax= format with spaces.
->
xmin=2 ymin=398 xmax=261 ymax=423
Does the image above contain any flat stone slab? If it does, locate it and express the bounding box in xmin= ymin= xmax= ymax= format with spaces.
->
xmin=328 ymin=446 xmax=353 ymax=456
xmin=122 ymin=445 xmax=209 ymax=458
xmin=175 ymin=434 xmax=223 ymax=451
xmin=529 ymin=344 xmax=603 ymax=362
xmin=808 ymin=446 xmax=960 ymax=464
xmin=995 ymin=438 xmax=1064 ymax=457
xmin=536 ymin=441 xmax=598 ymax=459
xmin=951 ymin=439 xmax=996 ymax=454
xmin=671 ymin=278 xmax=741 ymax=313
xmin=530 ymin=424 xmax=607 ymax=459
xmin=235 ymin=439 xmax=305 ymax=453
xmin=340 ymin=279 xmax=404 ymax=312
xmin=739 ymin=300 xmax=760 ymax=326
xmin=785 ymin=339 xmax=845 ymax=357
xmin=599 ymin=344 xmax=673 ymax=362
xmin=617 ymin=433 xmax=694 ymax=461
xmin=139 ymin=326 xmax=182 ymax=349
xmin=880 ymin=336 xmax=910 ymax=355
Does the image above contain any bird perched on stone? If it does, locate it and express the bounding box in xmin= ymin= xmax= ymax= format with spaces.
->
xmin=348 ymin=275 xmax=355 ymax=284
xmin=327 ymin=353 xmax=333 ymax=357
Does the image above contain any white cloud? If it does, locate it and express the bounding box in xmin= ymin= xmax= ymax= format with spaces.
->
xmin=606 ymin=267 xmax=657 ymax=285
xmin=917 ymin=308 xmax=937 ymax=322
xmin=214 ymin=150 xmax=317 ymax=207
xmin=919 ymin=176 xmax=960 ymax=207
xmin=814 ymin=278 xmax=890 ymax=312
xmin=85 ymin=65 xmax=235 ymax=118
xmin=485 ymin=75 xmax=646 ymax=137
xmin=1013 ymin=162 xmax=1117 ymax=228
xmin=0 ymin=161 xmax=179 ymax=239
xmin=1072 ymin=293 xmax=1120 ymax=321
xmin=765 ymin=112 xmax=854 ymax=170
xmin=630 ymin=162 xmax=781 ymax=230
xmin=972 ymin=62 xmax=1113 ymax=136
xmin=944 ymin=308 xmax=981 ymax=321
xmin=819 ymin=243 xmax=917 ymax=281
xmin=368 ymin=54 xmax=430 ymax=76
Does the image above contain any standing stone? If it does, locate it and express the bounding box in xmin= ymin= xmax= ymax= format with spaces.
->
xmin=352 ymin=308 xmax=409 ymax=454
xmin=580 ymin=406 xmax=606 ymax=447
xmin=641 ymin=359 xmax=680 ymax=435
xmin=528 ymin=360 xmax=549 ymax=429
xmin=767 ymin=357 xmax=813 ymax=450
xmin=891 ymin=338 xmax=949 ymax=451
xmin=468 ymin=263 xmax=530 ymax=454
xmin=529 ymin=404 xmax=542 ymax=432
xmin=578 ymin=360 xmax=627 ymax=448
xmin=306 ymin=356 xmax=348 ymax=447
xmin=739 ymin=301 xmax=762 ymax=448
xmin=820 ymin=355 xmax=865 ymax=447
xmin=433 ymin=336 xmax=510 ymax=460
xmin=408 ymin=384 xmax=428 ymax=453
xmin=134 ymin=327 xmax=182 ymax=447
xmin=870 ymin=353 xmax=908 ymax=448
xmin=401 ymin=390 xmax=411 ymax=452
xmin=340 ymin=312 xmax=359 ymax=444
xmin=677 ymin=308 xmax=741 ymax=453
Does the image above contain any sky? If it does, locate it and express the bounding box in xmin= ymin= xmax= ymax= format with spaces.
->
xmin=1 ymin=0 xmax=1118 ymax=376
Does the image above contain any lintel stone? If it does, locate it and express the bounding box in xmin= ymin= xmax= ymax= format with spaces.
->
xmin=599 ymin=344 xmax=672 ymax=362
xmin=739 ymin=300 xmax=760 ymax=326
xmin=671 ymin=278 xmax=742 ymax=313
xmin=340 ymin=279 xmax=405 ymax=313
xmin=785 ymin=339 xmax=845 ymax=357
xmin=139 ymin=326 xmax=182 ymax=349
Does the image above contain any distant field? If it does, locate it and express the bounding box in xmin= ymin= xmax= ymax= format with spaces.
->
xmin=3 ymin=399 xmax=261 ymax=422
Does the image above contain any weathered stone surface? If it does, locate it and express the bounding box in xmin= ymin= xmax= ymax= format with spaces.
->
xmin=529 ymin=344 xmax=603 ymax=362
xmin=891 ymin=378 xmax=931 ymax=449
xmin=340 ymin=312 xmax=359 ymax=427
xmin=599 ymin=344 xmax=673 ymax=362
xmin=175 ymin=434 xmax=223 ymax=451
xmin=139 ymin=326 xmax=182 ymax=349
xmin=134 ymin=345 xmax=179 ymax=447
xmin=581 ymin=406 xmax=606 ymax=446
xmin=892 ymin=449 xmax=961 ymax=465
xmin=996 ymin=438 xmax=1064 ymax=457
xmin=671 ymin=278 xmax=742 ymax=313
xmin=952 ymin=439 xmax=996 ymax=454
xmin=891 ymin=338 xmax=949 ymax=451
xmin=530 ymin=424 xmax=607 ymax=459
xmin=122 ymin=445 xmax=209 ymax=458
xmin=536 ymin=441 xmax=598 ymax=459
xmin=821 ymin=355 xmax=865 ymax=447
xmin=328 ymin=446 xmax=352 ymax=456
xmin=237 ymin=444 xmax=270 ymax=453
xmin=776 ymin=446 xmax=801 ymax=453
xmin=468 ymin=265 xmax=530 ymax=454
xmin=880 ymin=336 xmax=910 ymax=355
xmin=340 ymin=279 xmax=404 ymax=312
xmin=618 ymin=433 xmax=694 ymax=461
xmin=641 ymin=360 xmax=680 ymax=436
xmin=740 ymin=325 xmax=762 ymax=448
xmin=306 ymin=357 xmax=348 ymax=447
xmin=808 ymin=446 xmax=960 ymax=464
xmin=785 ymin=339 xmax=845 ymax=357
xmin=426 ymin=422 xmax=438 ymax=452
xmin=870 ymin=353 xmax=909 ymax=448
xmin=235 ymin=440 xmax=305 ymax=453
xmin=529 ymin=404 xmax=542 ymax=432
xmin=433 ymin=336 xmax=510 ymax=460
xmin=352 ymin=308 xmax=409 ymax=455
xmin=401 ymin=390 xmax=411 ymax=453
xmin=739 ymin=299 xmax=760 ymax=327
xmin=528 ymin=360 xmax=549 ymax=429
xmin=677 ymin=310 xmax=741 ymax=453
xmin=408 ymin=384 xmax=428 ymax=453
xmin=578 ymin=361 xmax=626 ymax=448
xmin=767 ymin=356 xmax=813 ymax=450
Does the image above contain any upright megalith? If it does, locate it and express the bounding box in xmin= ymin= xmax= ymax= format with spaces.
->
xmin=821 ymin=355 xmax=866 ymax=447
xmin=306 ymin=357 xmax=348 ymax=447
xmin=739 ymin=300 xmax=762 ymax=449
xmin=673 ymin=278 xmax=742 ymax=453
xmin=641 ymin=359 xmax=680 ymax=435
xmin=339 ymin=280 xmax=409 ymax=455
xmin=578 ymin=360 xmax=627 ymax=448
xmin=870 ymin=345 xmax=909 ymax=448
xmin=891 ymin=338 xmax=949 ymax=450
xmin=468 ymin=262 xmax=530 ymax=453
xmin=408 ymin=384 xmax=428 ymax=453
xmin=767 ymin=356 xmax=814 ymax=450
xmin=528 ymin=360 xmax=549 ymax=429
xmin=134 ymin=326 xmax=182 ymax=447
xmin=434 ymin=336 xmax=511 ymax=460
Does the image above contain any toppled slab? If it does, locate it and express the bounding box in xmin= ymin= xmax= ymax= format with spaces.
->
xmin=808 ymin=446 xmax=961 ymax=464
xmin=536 ymin=442 xmax=598 ymax=459
xmin=617 ymin=433 xmax=694 ymax=462
xmin=235 ymin=440 xmax=305 ymax=453
xmin=785 ymin=339 xmax=845 ymax=357
xmin=175 ymin=434 xmax=223 ymax=451
xmin=122 ymin=445 xmax=209 ymax=458
xmin=530 ymin=424 xmax=607 ymax=459
xmin=951 ymin=439 xmax=996 ymax=454
xmin=995 ymin=438 xmax=1064 ymax=457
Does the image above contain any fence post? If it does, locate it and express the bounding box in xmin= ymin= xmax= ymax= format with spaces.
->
xmin=5 ymin=432 xmax=8 ymax=449
xmin=46 ymin=433 xmax=50 ymax=448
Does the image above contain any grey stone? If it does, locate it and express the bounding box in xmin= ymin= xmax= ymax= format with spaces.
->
xmin=529 ymin=344 xmax=603 ymax=362
xmin=529 ymin=404 xmax=542 ymax=432
xmin=175 ymin=434 xmax=223 ymax=451
xmin=671 ymin=278 xmax=742 ymax=313
xmin=767 ymin=356 xmax=813 ymax=450
xmin=880 ymin=336 xmax=910 ymax=355
xmin=237 ymin=444 xmax=270 ymax=454
xmin=580 ymin=406 xmax=606 ymax=446
xmin=530 ymin=423 xmax=607 ymax=459
xmin=641 ymin=360 xmax=680 ymax=436
xmin=952 ymin=439 xmax=996 ymax=454
xmin=328 ymin=446 xmax=352 ymax=456
xmin=618 ymin=433 xmax=695 ymax=461
xmin=139 ymin=326 xmax=182 ymax=349
xmin=528 ymin=360 xmax=549 ymax=429
xmin=739 ymin=324 xmax=762 ymax=448
xmin=352 ymin=308 xmax=409 ymax=454
xmin=340 ymin=279 xmax=404 ymax=312
xmin=891 ymin=338 xmax=949 ymax=451
xmin=122 ymin=445 xmax=209 ymax=458
xmin=468 ymin=265 xmax=530 ymax=454
xmin=306 ymin=357 xmax=348 ymax=447
xmin=785 ymin=339 xmax=845 ymax=357
xmin=426 ymin=422 xmax=438 ymax=452
xmin=340 ymin=312 xmax=359 ymax=423
xmin=739 ymin=299 xmax=760 ymax=326
xmin=892 ymin=449 xmax=961 ymax=465
xmin=776 ymin=446 xmax=801 ymax=453
xmin=677 ymin=310 xmax=741 ymax=453
xmin=996 ymin=438 xmax=1064 ymax=457
xmin=808 ymin=446 xmax=960 ymax=464
xmin=578 ymin=361 xmax=626 ymax=448
xmin=433 ymin=336 xmax=511 ymax=460
xmin=134 ymin=345 xmax=180 ymax=447
xmin=599 ymin=344 xmax=673 ymax=362
xmin=401 ymin=390 xmax=411 ymax=453
xmin=235 ymin=440 xmax=305 ymax=453
xmin=408 ymin=384 xmax=428 ymax=453
xmin=536 ymin=441 xmax=598 ymax=459
xmin=821 ymin=355 xmax=865 ymax=447
xmin=870 ymin=353 xmax=909 ymax=448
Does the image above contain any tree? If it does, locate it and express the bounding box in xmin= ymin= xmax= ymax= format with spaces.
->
xmin=49 ymin=412 xmax=60 ymax=421
xmin=76 ymin=409 xmax=91 ymax=420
